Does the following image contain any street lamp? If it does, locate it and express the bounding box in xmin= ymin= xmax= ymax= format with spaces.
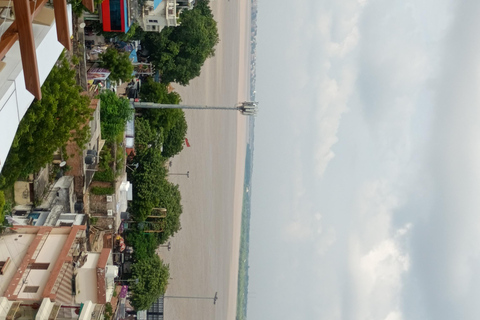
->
xmin=164 ymin=292 xmax=218 ymax=305
xmin=168 ymin=171 xmax=189 ymax=178
xmin=159 ymin=241 xmax=172 ymax=251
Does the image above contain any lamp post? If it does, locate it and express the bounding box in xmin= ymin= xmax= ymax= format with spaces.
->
xmin=168 ymin=171 xmax=189 ymax=178
xmin=159 ymin=241 xmax=172 ymax=251
xmin=164 ymin=292 xmax=218 ymax=305
xmin=132 ymin=101 xmax=259 ymax=116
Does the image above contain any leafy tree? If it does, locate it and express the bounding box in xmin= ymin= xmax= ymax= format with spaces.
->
xmin=99 ymin=48 xmax=134 ymax=82
xmin=139 ymin=78 xmax=181 ymax=105
xmin=129 ymin=148 xmax=167 ymax=221
xmin=0 ymin=55 xmax=91 ymax=189
xmin=99 ymin=91 xmax=133 ymax=142
xmin=138 ymin=78 xmax=187 ymax=158
xmin=155 ymin=179 xmax=183 ymax=243
xmin=134 ymin=118 xmax=164 ymax=153
xmin=143 ymin=0 xmax=219 ymax=85
xmin=124 ymin=231 xmax=159 ymax=261
xmin=128 ymin=146 xmax=183 ymax=243
xmin=130 ymin=256 xmax=170 ymax=310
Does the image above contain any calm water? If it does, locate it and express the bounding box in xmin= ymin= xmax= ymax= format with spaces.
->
xmin=157 ymin=0 xmax=250 ymax=319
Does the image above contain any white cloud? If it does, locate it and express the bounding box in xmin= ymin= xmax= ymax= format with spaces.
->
xmin=347 ymin=179 xmax=411 ymax=320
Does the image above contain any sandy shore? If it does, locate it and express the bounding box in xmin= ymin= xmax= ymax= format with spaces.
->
xmin=160 ymin=0 xmax=250 ymax=317
xmin=226 ymin=0 xmax=250 ymax=316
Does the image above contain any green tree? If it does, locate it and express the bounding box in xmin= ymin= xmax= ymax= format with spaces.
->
xmin=99 ymin=48 xmax=134 ymax=82
xmin=124 ymin=231 xmax=159 ymax=261
xmin=0 ymin=55 xmax=91 ymax=189
xmin=134 ymin=118 xmax=164 ymax=153
xmin=155 ymin=179 xmax=183 ymax=243
xmin=138 ymin=78 xmax=187 ymax=158
xmin=129 ymin=148 xmax=167 ymax=221
xmin=128 ymin=146 xmax=183 ymax=243
xmin=130 ymin=256 xmax=170 ymax=310
xmin=143 ymin=0 xmax=219 ymax=85
xmin=99 ymin=91 xmax=133 ymax=142
xmin=139 ymin=78 xmax=181 ymax=105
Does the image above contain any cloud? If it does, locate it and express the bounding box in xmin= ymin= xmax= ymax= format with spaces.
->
xmin=347 ymin=180 xmax=411 ymax=320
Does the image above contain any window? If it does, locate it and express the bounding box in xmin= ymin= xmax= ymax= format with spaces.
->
xmin=0 ymin=258 xmax=10 ymax=275
xmin=23 ymin=286 xmax=39 ymax=293
xmin=109 ymin=0 xmax=122 ymax=31
xmin=28 ymin=263 xmax=50 ymax=270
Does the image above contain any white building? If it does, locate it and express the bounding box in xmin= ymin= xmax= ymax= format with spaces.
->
xmin=0 ymin=6 xmax=73 ymax=173
xmin=0 ymin=226 xmax=116 ymax=319
xmin=140 ymin=0 xmax=194 ymax=32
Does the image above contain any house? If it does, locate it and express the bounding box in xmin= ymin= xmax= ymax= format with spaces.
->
xmin=140 ymin=0 xmax=194 ymax=32
xmin=0 ymin=226 xmax=117 ymax=314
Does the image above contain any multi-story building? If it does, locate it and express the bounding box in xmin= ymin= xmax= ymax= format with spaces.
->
xmin=0 ymin=5 xmax=73 ymax=173
xmin=0 ymin=225 xmax=118 ymax=319
xmin=140 ymin=0 xmax=194 ymax=32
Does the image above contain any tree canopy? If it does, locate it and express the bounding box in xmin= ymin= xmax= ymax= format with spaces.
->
xmin=99 ymin=48 xmax=134 ymax=82
xmin=138 ymin=79 xmax=187 ymax=158
xmin=130 ymin=255 xmax=170 ymax=310
xmin=99 ymin=90 xmax=133 ymax=142
xmin=142 ymin=0 xmax=219 ymax=85
xmin=0 ymin=55 xmax=91 ymax=189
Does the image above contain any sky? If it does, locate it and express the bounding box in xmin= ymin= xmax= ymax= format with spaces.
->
xmin=248 ymin=0 xmax=480 ymax=319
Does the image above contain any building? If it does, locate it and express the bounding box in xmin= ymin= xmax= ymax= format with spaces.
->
xmin=140 ymin=0 xmax=194 ymax=32
xmin=101 ymin=0 xmax=131 ymax=32
xmin=0 ymin=226 xmax=117 ymax=312
xmin=0 ymin=4 xmax=73 ymax=174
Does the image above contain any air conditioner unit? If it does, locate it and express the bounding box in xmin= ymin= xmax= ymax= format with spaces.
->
xmin=107 ymin=210 xmax=113 ymax=216
xmin=106 ymin=195 xmax=113 ymax=202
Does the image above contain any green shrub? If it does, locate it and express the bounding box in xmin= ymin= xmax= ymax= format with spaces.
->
xmin=91 ymin=186 xmax=115 ymax=195
xmin=93 ymin=169 xmax=115 ymax=182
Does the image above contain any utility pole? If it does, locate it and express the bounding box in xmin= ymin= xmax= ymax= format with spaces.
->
xmin=132 ymin=101 xmax=259 ymax=116
xmin=164 ymin=292 xmax=218 ymax=305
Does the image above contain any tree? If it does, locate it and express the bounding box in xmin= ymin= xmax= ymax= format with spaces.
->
xmin=134 ymin=118 xmax=164 ymax=153
xmin=99 ymin=91 xmax=133 ymax=142
xmin=99 ymin=48 xmax=134 ymax=82
xmin=155 ymin=180 xmax=183 ymax=243
xmin=138 ymin=78 xmax=187 ymax=158
xmin=128 ymin=146 xmax=183 ymax=243
xmin=130 ymin=256 xmax=170 ymax=310
xmin=124 ymin=231 xmax=159 ymax=262
xmin=161 ymin=113 xmax=187 ymax=158
xmin=128 ymin=148 xmax=168 ymax=221
xmin=143 ymin=0 xmax=219 ymax=85
xmin=139 ymin=78 xmax=181 ymax=105
xmin=0 ymin=55 xmax=92 ymax=189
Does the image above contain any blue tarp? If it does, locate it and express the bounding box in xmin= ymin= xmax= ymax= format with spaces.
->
xmin=129 ymin=49 xmax=138 ymax=62
xmin=124 ymin=0 xmax=130 ymax=32
xmin=153 ymin=0 xmax=163 ymax=10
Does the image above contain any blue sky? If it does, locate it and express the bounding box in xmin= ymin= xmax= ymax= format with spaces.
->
xmin=248 ymin=0 xmax=480 ymax=319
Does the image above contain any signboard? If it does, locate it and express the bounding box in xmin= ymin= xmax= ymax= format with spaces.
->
xmin=87 ymin=68 xmax=111 ymax=81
